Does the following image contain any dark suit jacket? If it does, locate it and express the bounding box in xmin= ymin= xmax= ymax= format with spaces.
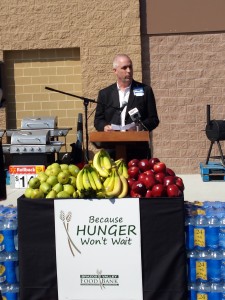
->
xmin=94 ymin=80 xmax=159 ymax=132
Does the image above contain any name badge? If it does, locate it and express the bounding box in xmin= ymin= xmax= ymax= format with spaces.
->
xmin=133 ymin=87 xmax=144 ymax=96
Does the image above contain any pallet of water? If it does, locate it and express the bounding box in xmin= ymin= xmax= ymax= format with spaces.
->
xmin=0 ymin=205 xmax=19 ymax=300
xmin=185 ymin=201 xmax=225 ymax=299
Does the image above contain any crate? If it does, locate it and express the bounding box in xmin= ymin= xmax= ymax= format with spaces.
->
xmin=200 ymin=161 xmax=225 ymax=182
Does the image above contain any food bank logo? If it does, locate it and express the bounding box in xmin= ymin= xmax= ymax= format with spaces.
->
xmin=80 ymin=270 xmax=119 ymax=289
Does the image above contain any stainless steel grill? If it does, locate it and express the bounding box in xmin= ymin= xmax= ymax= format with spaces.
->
xmin=2 ymin=116 xmax=72 ymax=165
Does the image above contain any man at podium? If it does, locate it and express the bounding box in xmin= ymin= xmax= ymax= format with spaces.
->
xmin=93 ymin=54 xmax=159 ymax=160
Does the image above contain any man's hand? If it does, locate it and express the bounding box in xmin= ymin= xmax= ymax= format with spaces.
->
xmin=104 ymin=125 xmax=113 ymax=132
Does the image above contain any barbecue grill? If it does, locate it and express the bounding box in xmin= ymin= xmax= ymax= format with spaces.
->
xmin=2 ymin=116 xmax=72 ymax=166
xmin=205 ymin=105 xmax=225 ymax=165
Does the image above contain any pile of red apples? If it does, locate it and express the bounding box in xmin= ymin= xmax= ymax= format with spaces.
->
xmin=127 ymin=158 xmax=184 ymax=198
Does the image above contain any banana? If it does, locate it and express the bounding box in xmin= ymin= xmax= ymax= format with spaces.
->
xmin=118 ymin=175 xmax=129 ymax=198
xmin=103 ymin=174 xmax=114 ymax=192
xmin=86 ymin=168 xmax=97 ymax=190
xmin=122 ymin=163 xmax=128 ymax=179
xmin=105 ymin=168 xmax=122 ymax=198
xmin=117 ymin=162 xmax=123 ymax=176
xmin=101 ymin=150 xmax=112 ymax=170
xmin=88 ymin=166 xmax=103 ymax=190
xmin=82 ymin=168 xmax=91 ymax=190
xmin=93 ymin=150 xmax=109 ymax=178
xmin=76 ymin=168 xmax=85 ymax=191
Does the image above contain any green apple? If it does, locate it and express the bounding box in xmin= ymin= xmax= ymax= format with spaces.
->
xmin=29 ymin=177 xmax=40 ymax=189
xmin=46 ymin=190 xmax=57 ymax=199
xmin=68 ymin=176 xmax=76 ymax=188
xmin=50 ymin=162 xmax=60 ymax=169
xmin=24 ymin=187 xmax=33 ymax=198
xmin=52 ymin=182 xmax=63 ymax=194
xmin=40 ymin=182 xmax=52 ymax=194
xmin=49 ymin=167 xmax=61 ymax=176
xmin=60 ymin=164 xmax=69 ymax=171
xmin=56 ymin=191 xmax=71 ymax=198
xmin=46 ymin=175 xmax=58 ymax=187
xmin=63 ymin=184 xmax=75 ymax=196
xmin=68 ymin=164 xmax=80 ymax=177
xmin=30 ymin=189 xmax=44 ymax=199
xmin=37 ymin=171 xmax=48 ymax=183
xmin=62 ymin=169 xmax=71 ymax=176
xmin=57 ymin=171 xmax=69 ymax=184
xmin=45 ymin=168 xmax=52 ymax=176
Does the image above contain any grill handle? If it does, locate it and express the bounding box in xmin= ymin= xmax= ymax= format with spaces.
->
xmin=25 ymin=122 xmax=51 ymax=128
xmin=207 ymin=104 xmax=211 ymax=126
xmin=16 ymin=137 xmax=41 ymax=143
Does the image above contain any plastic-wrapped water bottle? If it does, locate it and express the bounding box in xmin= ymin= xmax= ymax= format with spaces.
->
xmin=3 ymin=215 xmax=18 ymax=253
xmin=0 ymin=216 xmax=5 ymax=252
xmin=187 ymin=249 xmax=197 ymax=282
xmin=196 ymin=281 xmax=211 ymax=299
xmin=185 ymin=213 xmax=195 ymax=250
xmin=221 ymin=250 xmax=225 ymax=282
xmin=196 ymin=249 xmax=210 ymax=282
xmin=194 ymin=214 xmax=208 ymax=250
xmin=219 ymin=213 xmax=225 ymax=249
xmin=4 ymin=283 xmax=19 ymax=300
xmin=206 ymin=212 xmax=220 ymax=249
xmin=4 ymin=252 xmax=19 ymax=284
xmin=188 ymin=281 xmax=197 ymax=300
xmin=208 ymin=249 xmax=222 ymax=282
xmin=222 ymin=282 xmax=225 ymax=300
xmin=0 ymin=251 xmax=6 ymax=284
xmin=209 ymin=282 xmax=223 ymax=300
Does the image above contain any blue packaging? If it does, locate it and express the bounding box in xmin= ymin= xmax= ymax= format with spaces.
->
xmin=4 ymin=252 xmax=18 ymax=284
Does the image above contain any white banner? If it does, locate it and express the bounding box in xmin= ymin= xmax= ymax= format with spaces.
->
xmin=54 ymin=198 xmax=143 ymax=300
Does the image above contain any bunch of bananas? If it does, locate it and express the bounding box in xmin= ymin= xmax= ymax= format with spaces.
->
xmin=75 ymin=149 xmax=129 ymax=199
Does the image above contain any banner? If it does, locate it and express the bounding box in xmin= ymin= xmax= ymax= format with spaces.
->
xmin=54 ymin=198 xmax=143 ymax=300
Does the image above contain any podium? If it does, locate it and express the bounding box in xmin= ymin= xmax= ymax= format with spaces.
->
xmin=89 ymin=131 xmax=150 ymax=161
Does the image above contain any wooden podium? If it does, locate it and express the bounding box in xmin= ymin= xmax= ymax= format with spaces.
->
xmin=89 ymin=131 xmax=150 ymax=161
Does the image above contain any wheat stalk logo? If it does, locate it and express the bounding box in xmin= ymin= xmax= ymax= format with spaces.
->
xmin=96 ymin=269 xmax=105 ymax=290
xmin=60 ymin=210 xmax=81 ymax=257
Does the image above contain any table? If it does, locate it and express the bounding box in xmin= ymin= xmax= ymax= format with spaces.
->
xmin=17 ymin=197 xmax=187 ymax=300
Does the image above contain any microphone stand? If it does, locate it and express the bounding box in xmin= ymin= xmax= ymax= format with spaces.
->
xmin=45 ymin=86 xmax=97 ymax=162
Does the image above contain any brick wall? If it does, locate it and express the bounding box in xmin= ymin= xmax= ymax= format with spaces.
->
xmin=0 ymin=0 xmax=142 ymax=158
xmin=141 ymin=33 xmax=225 ymax=173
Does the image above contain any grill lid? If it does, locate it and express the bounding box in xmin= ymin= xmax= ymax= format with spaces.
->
xmin=10 ymin=130 xmax=50 ymax=145
xmin=21 ymin=116 xmax=57 ymax=129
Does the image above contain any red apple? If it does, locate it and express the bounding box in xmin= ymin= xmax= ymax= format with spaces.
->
xmin=138 ymin=159 xmax=151 ymax=172
xmin=128 ymin=159 xmax=140 ymax=168
xmin=155 ymin=172 xmax=166 ymax=184
xmin=175 ymin=176 xmax=185 ymax=191
xmin=149 ymin=157 xmax=160 ymax=169
xmin=167 ymin=184 xmax=180 ymax=197
xmin=163 ymin=175 xmax=175 ymax=187
xmin=145 ymin=189 xmax=153 ymax=198
xmin=130 ymin=189 xmax=142 ymax=198
xmin=143 ymin=174 xmax=156 ymax=189
xmin=128 ymin=166 xmax=140 ymax=179
xmin=153 ymin=162 xmax=166 ymax=174
xmin=127 ymin=177 xmax=136 ymax=188
xmin=138 ymin=173 xmax=147 ymax=184
xmin=166 ymin=167 xmax=176 ymax=176
xmin=151 ymin=183 xmax=165 ymax=197
xmin=131 ymin=181 xmax=147 ymax=197
xmin=144 ymin=169 xmax=155 ymax=176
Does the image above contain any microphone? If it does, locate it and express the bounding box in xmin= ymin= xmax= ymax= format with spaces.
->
xmin=128 ymin=107 xmax=148 ymax=131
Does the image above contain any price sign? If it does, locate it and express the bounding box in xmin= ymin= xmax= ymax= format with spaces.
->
xmin=9 ymin=165 xmax=45 ymax=189
xmin=13 ymin=174 xmax=36 ymax=189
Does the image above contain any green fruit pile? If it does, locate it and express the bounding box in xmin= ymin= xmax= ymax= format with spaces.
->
xmin=24 ymin=163 xmax=80 ymax=199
